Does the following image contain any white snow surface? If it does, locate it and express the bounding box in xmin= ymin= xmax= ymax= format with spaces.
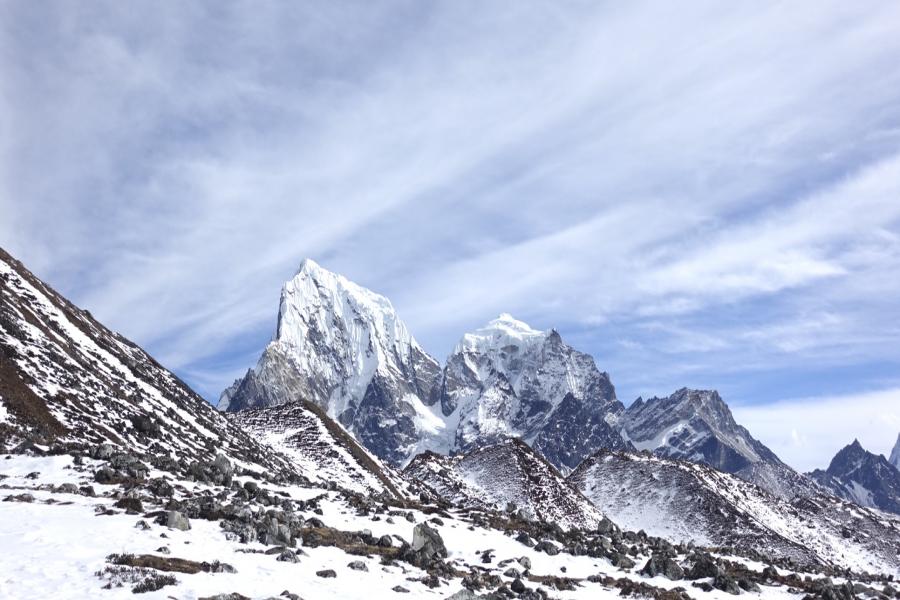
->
xmin=2 ymin=454 xmax=855 ymax=600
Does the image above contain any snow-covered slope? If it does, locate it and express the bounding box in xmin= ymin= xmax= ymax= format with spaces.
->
xmin=404 ymin=438 xmax=604 ymax=530
xmin=570 ymin=450 xmax=900 ymax=575
xmin=9 ymin=452 xmax=895 ymax=599
xmin=229 ymin=400 xmax=411 ymax=499
xmin=621 ymin=388 xmax=816 ymax=499
xmin=807 ymin=439 xmax=900 ymax=515
xmin=219 ymin=259 xmax=443 ymax=466
xmin=439 ymin=314 xmax=630 ymax=471
xmin=0 ymin=247 xmax=292 ymax=477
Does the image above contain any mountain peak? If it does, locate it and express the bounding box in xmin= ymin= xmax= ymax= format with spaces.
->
xmin=455 ymin=313 xmax=545 ymax=355
xmin=296 ymin=257 xmax=324 ymax=275
xmin=813 ymin=438 xmax=900 ymax=515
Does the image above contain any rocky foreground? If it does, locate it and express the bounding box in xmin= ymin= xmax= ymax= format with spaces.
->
xmin=2 ymin=441 xmax=899 ymax=599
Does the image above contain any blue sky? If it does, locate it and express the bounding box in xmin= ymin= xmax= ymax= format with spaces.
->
xmin=3 ymin=1 xmax=900 ymax=471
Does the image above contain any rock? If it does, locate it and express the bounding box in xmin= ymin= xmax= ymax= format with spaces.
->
xmin=56 ymin=483 xmax=79 ymax=494
xmin=3 ymin=493 xmax=34 ymax=503
xmin=503 ymin=568 xmax=521 ymax=578
xmin=515 ymin=532 xmax=534 ymax=547
xmin=444 ymin=591 xmax=477 ymax=600
xmin=518 ymin=556 xmax=532 ymax=570
xmin=348 ymin=560 xmax=368 ymax=571
xmin=115 ymin=497 xmax=143 ymax=513
xmin=511 ymin=578 xmax=527 ymax=594
xmin=277 ymin=550 xmax=299 ymax=563
xmin=597 ymin=517 xmax=617 ymax=534
xmin=533 ymin=540 xmax=559 ymax=556
xmin=130 ymin=415 xmax=161 ymax=437
xmin=135 ymin=520 xmax=151 ymax=530
xmin=94 ymin=443 xmax=116 ymax=460
xmin=686 ymin=553 xmax=720 ymax=579
xmin=713 ymin=574 xmax=742 ymax=595
xmin=166 ymin=510 xmax=191 ymax=531
xmin=378 ymin=534 xmax=394 ymax=547
xmin=411 ymin=523 xmax=447 ymax=559
xmin=147 ymin=477 xmax=174 ymax=497
xmin=392 ymin=586 xmax=410 ymax=593
xmin=316 ymin=569 xmax=337 ymax=578
xmin=640 ymin=555 xmax=684 ymax=580
xmin=612 ymin=553 xmax=635 ymax=570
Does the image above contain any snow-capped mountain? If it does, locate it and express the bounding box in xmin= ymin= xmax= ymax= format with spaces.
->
xmin=439 ymin=314 xmax=630 ymax=470
xmin=891 ymin=433 xmax=900 ymax=470
xmin=807 ymin=439 xmax=900 ymax=515
xmin=621 ymin=388 xmax=816 ymax=498
xmin=570 ymin=449 xmax=900 ymax=574
xmin=221 ymin=262 xmax=631 ymax=470
xmin=404 ymin=438 xmax=603 ymax=530
xmin=229 ymin=400 xmax=411 ymax=499
xmin=219 ymin=259 xmax=443 ymax=466
xmin=0 ymin=247 xmax=293 ymax=477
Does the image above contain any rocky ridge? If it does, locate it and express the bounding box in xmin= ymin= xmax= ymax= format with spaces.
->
xmin=404 ymin=438 xmax=604 ymax=530
xmin=621 ymin=388 xmax=819 ymax=499
xmin=569 ymin=449 xmax=900 ymax=574
xmin=808 ymin=439 xmax=900 ymax=515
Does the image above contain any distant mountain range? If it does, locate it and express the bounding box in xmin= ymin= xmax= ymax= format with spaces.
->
xmin=219 ymin=259 xmax=835 ymax=500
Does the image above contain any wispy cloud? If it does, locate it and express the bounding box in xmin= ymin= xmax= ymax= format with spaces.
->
xmin=2 ymin=1 xmax=900 ymax=469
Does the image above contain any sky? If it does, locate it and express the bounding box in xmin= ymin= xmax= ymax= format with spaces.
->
xmin=2 ymin=1 xmax=900 ymax=472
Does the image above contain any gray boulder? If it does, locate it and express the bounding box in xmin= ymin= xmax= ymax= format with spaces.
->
xmin=166 ymin=510 xmax=191 ymax=531
xmin=640 ymin=554 xmax=684 ymax=580
xmin=412 ymin=523 xmax=447 ymax=559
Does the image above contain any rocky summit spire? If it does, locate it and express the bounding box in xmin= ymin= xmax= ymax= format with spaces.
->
xmin=218 ymin=259 xmax=443 ymax=466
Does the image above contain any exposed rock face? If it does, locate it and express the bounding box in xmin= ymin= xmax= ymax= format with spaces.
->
xmin=404 ymin=438 xmax=604 ymax=530
xmin=621 ymin=388 xmax=816 ymax=499
xmin=0 ymin=247 xmax=294 ymax=477
xmin=569 ymin=449 xmax=900 ymax=574
xmin=807 ymin=439 xmax=900 ymax=515
xmin=439 ymin=314 xmax=631 ymax=471
xmin=219 ymin=259 xmax=443 ymax=466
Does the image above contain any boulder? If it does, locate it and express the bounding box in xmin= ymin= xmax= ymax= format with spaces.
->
xmin=166 ymin=510 xmax=191 ymax=531
xmin=411 ymin=523 xmax=447 ymax=559
xmin=347 ymin=560 xmax=368 ymax=571
xmin=640 ymin=555 xmax=684 ymax=580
